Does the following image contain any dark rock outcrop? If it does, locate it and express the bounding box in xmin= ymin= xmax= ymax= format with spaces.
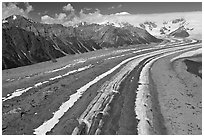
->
xmin=169 ymin=26 xmax=190 ymax=38
xmin=139 ymin=21 xmax=157 ymax=31
xmin=2 ymin=15 xmax=162 ymax=70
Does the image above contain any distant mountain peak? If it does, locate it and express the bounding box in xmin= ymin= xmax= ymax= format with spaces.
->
xmin=139 ymin=18 xmax=193 ymax=37
xmin=168 ymin=26 xmax=190 ymax=38
xmin=2 ymin=14 xmax=161 ymax=70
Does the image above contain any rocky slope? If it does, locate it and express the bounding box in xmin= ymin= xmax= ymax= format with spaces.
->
xmin=139 ymin=18 xmax=193 ymax=38
xmin=2 ymin=15 xmax=162 ymax=70
xmin=168 ymin=26 xmax=190 ymax=38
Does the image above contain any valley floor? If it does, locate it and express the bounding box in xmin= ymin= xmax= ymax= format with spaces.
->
xmin=2 ymin=39 xmax=202 ymax=135
xmin=151 ymin=54 xmax=202 ymax=134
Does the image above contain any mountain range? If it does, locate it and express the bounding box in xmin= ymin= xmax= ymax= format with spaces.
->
xmin=139 ymin=18 xmax=192 ymax=37
xmin=2 ymin=15 xmax=163 ymax=70
xmin=3 ymin=15 xmax=193 ymax=70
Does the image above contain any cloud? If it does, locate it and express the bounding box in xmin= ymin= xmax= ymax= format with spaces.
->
xmin=41 ymin=15 xmax=55 ymax=24
xmin=41 ymin=4 xmax=103 ymax=25
xmin=95 ymin=11 xmax=201 ymax=38
xmin=24 ymin=2 xmax=33 ymax=13
xmin=40 ymin=3 xmax=201 ymax=38
xmin=2 ymin=2 xmax=33 ymax=19
xmin=63 ymin=3 xmax=75 ymax=12
xmin=79 ymin=8 xmax=100 ymax=18
xmin=115 ymin=12 xmax=130 ymax=16
xmin=41 ymin=13 xmax=67 ymax=24
xmin=41 ymin=3 xmax=76 ymax=25
xmin=77 ymin=11 xmax=201 ymax=30
xmin=41 ymin=10 xmax=201 ymax=30
xmin=76 ymin=11 xmax=202 ymax=38
xmin=78 ymin=8 xmax=103 ymax=23
xmin=41 ymin=11 xmax=77 ymax=25
xmin=79 ymin=7 xmax=94 ymax=14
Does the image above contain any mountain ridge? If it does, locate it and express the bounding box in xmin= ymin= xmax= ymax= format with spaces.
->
xmin=139 ymin=18 xmax=193 ymax=37
xmin=2 ymin=15 xmax=162 ymax=70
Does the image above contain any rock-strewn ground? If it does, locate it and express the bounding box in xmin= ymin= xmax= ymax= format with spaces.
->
xmin=151 ymin=53 xmax=202 ymax=135
xmin=2 ymin=39 xmax=202 ymax=135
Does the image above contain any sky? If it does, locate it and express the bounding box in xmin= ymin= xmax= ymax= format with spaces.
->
xmin=2 ymin=2 xmax=202 ymax=22
xmin=1 ymin=2 xmax=202 ymax=38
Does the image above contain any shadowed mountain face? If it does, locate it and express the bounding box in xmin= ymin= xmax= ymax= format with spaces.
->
xmin=2 ymin=15 xmax=162 ymax=70
xmin=168 ymin=26 xmax=190 ymax=38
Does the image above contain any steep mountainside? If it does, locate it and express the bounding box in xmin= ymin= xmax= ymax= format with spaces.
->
xmin=2 ymin=15 xmax=162 ymax=70
xmin=139 ymin=18 xmax=193 ymax=37
xmin=168 ymin=26 xmax=190 ymax=38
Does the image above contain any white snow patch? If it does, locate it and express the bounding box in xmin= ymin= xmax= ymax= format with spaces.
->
xmin=13 ymin=15 xmax=17 ymax=20
xmin=33 ymin=42 xmax=198 ymax=135
xmin=72 ymin=41 xmax=199 ymax=135
xmin=6 ymin=78 xmax=15 ymax=82
xmin=3 ymin=65 xmax=93 ymax=103
xmin=92 ymin=46 xmax=97 ymax=51
xmin=4 ymin=108 xmax=22 ymax=115
xmin=106 ymin=54 xmax=126 ymax=60
xmin=49 ymin=75 xmax=63 ymax=81
xmin=34 ymin=81 xmax=49 ymax=87
xmin=33 ymin=53 xmax=146 ymax=135
xmin=135 ymin=44 xmax=200 ymax=134
xmin=3 ymin=20 xmax=8 ymax=23
xmin=3 ymin=87 xmax=33 ymax=102
xmin=6 ymin=94 xmax=11 ymax=97
xmin=45 ymin=64 xmax=72 ymax=73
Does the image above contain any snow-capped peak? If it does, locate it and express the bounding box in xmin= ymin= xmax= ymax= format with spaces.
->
xmin=97 ymin=21 xmax=122 ymax=27
xmin=139 ymin=18 xmax=193 ymax=38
